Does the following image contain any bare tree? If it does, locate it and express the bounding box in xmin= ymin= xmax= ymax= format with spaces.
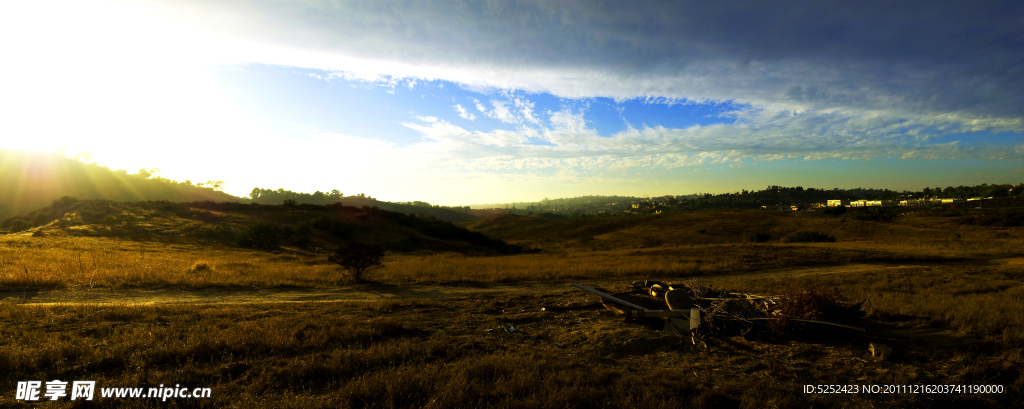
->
xmin=327 ymin=242 xmax=385 ymax=283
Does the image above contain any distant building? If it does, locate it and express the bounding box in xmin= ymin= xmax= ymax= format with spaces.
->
xmin=864 ymin=200 xmax=897 ymax=207
xmin=827 ymin=199 xmax=849 ymax=207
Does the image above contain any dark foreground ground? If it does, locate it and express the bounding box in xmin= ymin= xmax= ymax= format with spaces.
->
xmin=0 ymin=277 xmax=1020 ymax=408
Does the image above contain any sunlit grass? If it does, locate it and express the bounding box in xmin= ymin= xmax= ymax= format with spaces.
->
xmin=2 ymin=229 xmax=1022 ymax=288
xmin=724 ymin=263 xmax=1024 ymax=342
xmin=0 ymin=236 xmax=344 ymax=288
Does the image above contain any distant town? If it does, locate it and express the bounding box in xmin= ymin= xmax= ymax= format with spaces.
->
xmin=470 ymin=184 xmax=1024 ymax=218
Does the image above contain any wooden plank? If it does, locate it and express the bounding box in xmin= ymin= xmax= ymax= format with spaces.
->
xmin=572 ymin=283 xmax=648 ymax=311
xmin=742 ymin=317 xmax=865 ymax=332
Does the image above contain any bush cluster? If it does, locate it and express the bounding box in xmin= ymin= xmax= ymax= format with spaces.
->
xmin=786 ymin=231 xmax=837 ymax=243
xmin=821 ymin=205 xmax=847 ymax=216
xmin=308 ymin=216 xmax=353 ymax=238
xmin=748 ymin=232 xmax=771 ymax=243
xmin=237 ymin=222 xmax=286 ymax=250
xmin=7 ymin=219 xmax=31 ymax=233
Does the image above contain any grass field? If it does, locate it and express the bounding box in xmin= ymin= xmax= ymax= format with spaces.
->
xmin=0 ymin=273 xmax=1021 ymax=408
xmin=1 ymin=205 xmax=1023 ymax=407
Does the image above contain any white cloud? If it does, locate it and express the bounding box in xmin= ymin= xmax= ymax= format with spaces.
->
xmin=473 ymin=99 xmax=487 ymax=113
xmin=513 ymin=97 xmax=540 ymax=125
xmin=487 ymin=100 xmax=517 ymax=124
xmin=547 ymin=108 xmax=588 ymax=133
xmin=474 ymin=95 xmax=545 ymax=126
xmin=388 ymin=103 xmax=1024 ymax=177
xmin=453 ymin=104 xmax=476 ymax=120
xmin=417 ymin=115 xmax=439 ymax=123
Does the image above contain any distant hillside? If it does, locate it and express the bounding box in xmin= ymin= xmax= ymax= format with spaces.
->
xmin=248 ymin=187 xmax=479 ymax=223
xmin=2 ymin=198 xmax=532 ymax=255
xmin=476 ymin=184 xmax=1024 ymax=217
xmin=0 ymin=149 xmax=245 ymax=220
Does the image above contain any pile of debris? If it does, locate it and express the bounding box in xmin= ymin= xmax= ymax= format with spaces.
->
xmin=570 ymin=280 xmax=865 ymax=343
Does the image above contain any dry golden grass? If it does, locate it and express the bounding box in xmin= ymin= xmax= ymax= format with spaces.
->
xmin=1 ymin=287 xmax=1020 ymax=408
xmin=3 ymin=202 xmax=1023 ymax=407
xmin=474 ymin=209 xmax=1024 ymax=257
xmin=723 ymin=263 xmax=1024 ymax=342
xmin=2 ymin=227 xmax=1021 ymax=288
xmin=0 ymin=236 xmax=347 ymax=288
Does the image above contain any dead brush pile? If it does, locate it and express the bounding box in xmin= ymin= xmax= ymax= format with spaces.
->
xmin=768 ymin=281 xmax=863 ymax=336
xmin=187 ymin=260 xmax=214 ymax=274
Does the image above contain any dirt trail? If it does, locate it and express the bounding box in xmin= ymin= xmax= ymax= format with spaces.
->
xmin=3 ymin=257 xmax=1022 ymax=306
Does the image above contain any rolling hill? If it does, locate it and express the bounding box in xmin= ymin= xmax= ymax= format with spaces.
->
xmin=0 ymin=148 xmax=245 ymax=220
xmin=3 ymin=197 xmax=532 ymax=255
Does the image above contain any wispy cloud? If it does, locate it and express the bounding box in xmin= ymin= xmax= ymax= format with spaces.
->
xmin=453 ymin=104 xmax=476 ymax=120
xmin=396 ymin=103 xmax=1024 ymax=175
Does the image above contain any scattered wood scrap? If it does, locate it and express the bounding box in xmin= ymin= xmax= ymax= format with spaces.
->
xmin=568 ymin=280 xmax=865 ymax=343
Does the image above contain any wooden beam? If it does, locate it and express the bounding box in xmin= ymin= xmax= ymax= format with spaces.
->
xmin=572 ymin=283 xmax=648 ymax=311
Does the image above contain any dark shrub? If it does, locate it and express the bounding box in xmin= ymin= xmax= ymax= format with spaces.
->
xmin=786 ymin=231 xmax=837 ymax=243
xmin=822 ymin=205 xmax=847 ymax=216
xmin=293 ymin=225 xmax=312 ymax=248
xmin=958 ymin=213 xmax=1023 ymax=228
xmin=749 ymin=232 xmax=771 ymax=243
xmin=51 ymin=196 xmax=80 ymax=210
xmin=237 ymin=222 xmax=283 ymax=250
xmin=310 ymin=216 xmax=334 ymax=231
xmin=769 ymin=281 xmax=852 ymax=336
xmin=329 ymin=222 xmax=353 ymax=238
xmin=328 ymin=242 xmax=386 ymax=283
xmin=8 ymin=219 xmax=31 ymax=233
xmin=283 ymin=199 xmax=298 ymax=207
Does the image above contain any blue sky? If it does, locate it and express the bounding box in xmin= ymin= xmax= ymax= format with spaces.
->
xmin=1 ymin=1 xmax=1022 ymax=204
xmin=209 ymin=64 xmax=746 ymax=146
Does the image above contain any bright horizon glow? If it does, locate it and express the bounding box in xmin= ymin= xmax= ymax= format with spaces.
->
xmin=2 ymin=1 xmax=1022 ymax=205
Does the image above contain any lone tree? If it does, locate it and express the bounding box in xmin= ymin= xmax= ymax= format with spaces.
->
xmin=328 ymin=242 xmax=385 ymax=283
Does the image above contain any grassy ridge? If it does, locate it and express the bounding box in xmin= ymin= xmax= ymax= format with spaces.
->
xmin=2 ymin=208 xmax=1022 ymax=288
xmin=0 ymin=149 xmax=244 ymax=221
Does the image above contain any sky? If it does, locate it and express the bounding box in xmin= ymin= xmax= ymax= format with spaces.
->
xmin=1 ymin=0 xmax=1022 ymax=205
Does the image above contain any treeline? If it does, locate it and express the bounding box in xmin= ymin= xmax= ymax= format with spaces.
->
xmin=249 ymin=187 xmax=345 ymax=205
xmin=919 ymin=183 xmax=1023 ymax=199
xmin=674 ymin=186 xmax=861 ymax=210
xmin=497 ymin=183 xmax=1024 ymax=216
xmin=477 ymin=195 xmax=650 ymax=211
xmin=249 ymin=187 xmax=475 ymax=223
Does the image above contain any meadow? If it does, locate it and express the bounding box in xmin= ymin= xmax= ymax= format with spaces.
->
xmin=1 ymin=205 xmax=1023 ymax=407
